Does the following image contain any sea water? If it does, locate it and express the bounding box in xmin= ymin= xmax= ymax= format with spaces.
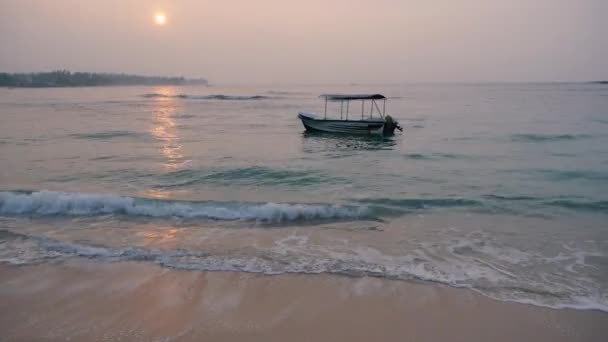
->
xmin=1 ymin=83 xmax=607 ymax=311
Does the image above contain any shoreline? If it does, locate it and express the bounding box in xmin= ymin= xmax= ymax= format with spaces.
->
xmin=1 ymin=260 xmax=606 ymax=341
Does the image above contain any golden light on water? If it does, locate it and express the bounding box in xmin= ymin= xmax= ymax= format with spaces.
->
xmin=136 ymin=227 xmax=180 ymax=247
xmin=155 ymin=12 xmax=166 ymax=25
xmin=149 ymin=87 xmax=190 ymax=171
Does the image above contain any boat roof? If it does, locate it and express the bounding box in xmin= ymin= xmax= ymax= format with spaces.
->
xmin=321 ymin=94 xmax=386 ymax=101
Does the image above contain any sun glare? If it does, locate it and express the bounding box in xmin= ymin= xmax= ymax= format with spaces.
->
xmin=155 ymin=13 xmax=166 ymax=25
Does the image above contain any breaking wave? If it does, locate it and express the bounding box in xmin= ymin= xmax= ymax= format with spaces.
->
xmin=0 ymin=191 xmax=368 ymax=223
xmin=141 ymin=93 xmax=270 ymax=100
xmin=2 ymin=191 xmax=607 ymax=222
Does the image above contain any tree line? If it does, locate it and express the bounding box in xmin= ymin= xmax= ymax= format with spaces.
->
xmin=0 ymin=70 xmax=208 ymax=87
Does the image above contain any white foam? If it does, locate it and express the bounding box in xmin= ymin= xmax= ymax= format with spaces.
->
xmin=1 ymin=231 xmax=607 ymax=313
xmin=0 ymin=191 xmax=368 ymax=222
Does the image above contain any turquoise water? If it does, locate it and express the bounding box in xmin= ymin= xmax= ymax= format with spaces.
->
xmin=1 ymin=83 xmax=607 ymax=311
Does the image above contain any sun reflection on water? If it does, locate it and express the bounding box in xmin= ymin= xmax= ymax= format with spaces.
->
xmin=136 ymin=227 xmax=181 ymax=247
xmin=149 ymin=87 xmax=191 ymax=171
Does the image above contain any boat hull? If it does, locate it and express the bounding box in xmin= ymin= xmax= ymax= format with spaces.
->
xmin=298 ymin=112 xmax=387 ymax=135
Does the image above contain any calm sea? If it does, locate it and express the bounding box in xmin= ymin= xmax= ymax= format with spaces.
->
xmin=1 ymin=83 xmax=607 ymax=311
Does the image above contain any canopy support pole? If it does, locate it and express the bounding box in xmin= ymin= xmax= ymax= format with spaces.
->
xmin=361 ymin=100 xmax=364 ymax=119
xmin=340 ymin=100 xmax=343 ymax=120
xmin=370 ymin=100 xmax=374 ymax=118
xmin=324 ymin=97 xmax=327 ymax=119
xmin=374 ymin=101 xmax=383 ymax=118
xmin=346 ymin=100 xmax=349 ymax=120
xmin=383 ymin=99 xmax=386 ymax=116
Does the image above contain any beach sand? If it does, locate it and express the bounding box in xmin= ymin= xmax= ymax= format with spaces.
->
xmin=0 ymin=260 xmax=606 ymax=342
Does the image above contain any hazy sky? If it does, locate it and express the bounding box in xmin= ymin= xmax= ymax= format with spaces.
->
xmin=1 ymin=0 xmax=606 ymax=83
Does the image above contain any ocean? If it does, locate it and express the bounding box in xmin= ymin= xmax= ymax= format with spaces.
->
xmin=1 ymin=83 xmax=607 ymax=312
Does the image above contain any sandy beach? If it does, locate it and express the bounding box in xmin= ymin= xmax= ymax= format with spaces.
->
xmin=0 ymin=260 xmax=606 ymax=342
xmin=3 ymin=1 xmax=607 ymax=341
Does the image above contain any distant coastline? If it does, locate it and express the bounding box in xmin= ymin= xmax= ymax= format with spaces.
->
xmin=589 ymin=81 xmax=608 ymax=85
xmin=0 ymin=70 xmax=208 ymax=88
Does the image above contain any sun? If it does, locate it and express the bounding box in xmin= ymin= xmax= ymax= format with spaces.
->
xmin=155 ymin=12 xmax=166 ymax=25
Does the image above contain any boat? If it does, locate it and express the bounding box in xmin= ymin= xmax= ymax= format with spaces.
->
xmin=298 ymin=94 xmax=402 ymax=135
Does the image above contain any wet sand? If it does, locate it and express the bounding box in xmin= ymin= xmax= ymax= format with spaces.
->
xmin=0 ymin=260 xmax=606 ymax=342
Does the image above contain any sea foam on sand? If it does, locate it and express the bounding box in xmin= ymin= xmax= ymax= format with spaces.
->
xmin=0 ymin=260 xmax=606 ymax=342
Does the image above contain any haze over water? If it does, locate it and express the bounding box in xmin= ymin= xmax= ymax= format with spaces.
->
xmin=1 ymin=83 xmax=607 ymax=311
xmin=1 ymin=0 xmax=606 ymax=83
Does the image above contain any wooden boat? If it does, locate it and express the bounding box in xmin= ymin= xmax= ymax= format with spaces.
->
xmin=298 ymin=94 xmax=401 ymax=135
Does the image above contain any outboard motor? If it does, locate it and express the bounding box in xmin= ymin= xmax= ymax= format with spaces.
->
xmin=383 ymin=115 xmax=403 ymax=135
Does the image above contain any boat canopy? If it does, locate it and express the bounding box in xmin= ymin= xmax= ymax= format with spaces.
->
xmin=318 ymin=93 xmax=388 ymax=120
xmin=321 ymin=94 xmax=386 ymax=101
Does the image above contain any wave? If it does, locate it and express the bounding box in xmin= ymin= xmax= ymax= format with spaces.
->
xmin=141 ymin=93 xmax=270 ymax=100
xmin=483 ymin=194 xmax=540 ymax=201
xmin=2 ymin=191 xmax=606 ymax=224
xmin=535 ymin=169 xmax=608 ymax=182
xmin=403 ymin=153 xmax=431 ymax=160
xmin=511 ymin=133 xmax=591 ymax=142
xmin=70 ymin=130 xmax=149 ymax=140
xmin=403 ymin=153 xmax=461 ymax=160
xmin=1 ymin=230 xmax=606 ymax=313
xmin=156 ymin=167 xmax=347 ymax=188
xmin=356 ymin=197 xmax=482 ymax=209
xmin=265 ymin=90 xmax=311 ymax=95
xmin=545 ymin=199 xmax=608 ymax=212
xmin=356 ymin=195 xmax=608 ymax=214
xmin=0 ymin=191 xmax=368 ymax=223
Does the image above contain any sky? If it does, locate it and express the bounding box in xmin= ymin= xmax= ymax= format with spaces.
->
xmin=0 ymin=0 xmax=606 ymax=84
